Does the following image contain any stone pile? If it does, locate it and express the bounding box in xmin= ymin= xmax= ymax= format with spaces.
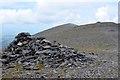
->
xmin=2 ymin=32 xmax=97 ymax=70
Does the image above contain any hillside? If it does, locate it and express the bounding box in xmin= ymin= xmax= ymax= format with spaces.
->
xmin=2 ymin=22 xmax=118 ymax=78
xmin=34 ymin=22 xmax=118 ymax=54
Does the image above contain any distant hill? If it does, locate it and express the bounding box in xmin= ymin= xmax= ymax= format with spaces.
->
xmin=2 ymin=35 xmax=15 ymax=49
xmin=34 ymin=22 xmax=118 ymax=53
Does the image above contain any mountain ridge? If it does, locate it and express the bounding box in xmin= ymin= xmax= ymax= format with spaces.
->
xmin=34 ymin=22 xmax=118 ymax=53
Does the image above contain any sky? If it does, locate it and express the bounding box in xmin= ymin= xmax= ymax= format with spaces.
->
xmin=0 ymin=0 xmax=118 ymax=36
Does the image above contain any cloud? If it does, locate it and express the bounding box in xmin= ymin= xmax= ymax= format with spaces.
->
xmin=95 ymin=6 xmax=118 ymax=22
xmin=95 ymin=6 xmax=109 ymax=21
xmin=0 ymin=1 xmax=15 ymax=6
xmin=0 ymin=9 xmax=38 ymax=24
xmin=0 ymin=0 xmax=83 ymax=25
xmin=0 ymin=0 xmax=118 ymax=7
xmin=0 ymin=0 xmax=118 ymax=25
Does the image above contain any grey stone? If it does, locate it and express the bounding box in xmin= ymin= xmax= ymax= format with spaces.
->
xmin=41 ymin=39 xmax=51 ymax=44
xmin=36 ymin=40 xmax=41 ymax=44
xmin=85 ymin=54 xmax=98 ymax=59
xmin=15 ymin=32 xmax=31 ymax=38
xmin=25 ymin=56 xmax=38 ymax=60
xmin=22 ymin=41 xmax=28 ymax=45
xmin=59 ymin=60 xmax=69 ymax=67
xmin=42 ymin=45 xmax=51 ymax=49
xmin=35 ymin=50 xmax=50 ymax=55
xmin=2 ymin=32 xmax=97 ymax=69
xmin=22 ymin=50 xmax=31 ymax=55
xmin=23 ymin=64 xmax=39 ymax=70
xmin=1 ymin=59 xmax=9 ymax=64
xmin=9 ymin=54 xmax=17 ymax=58
xmin=17 ymin=42 xmax=23 ymax=46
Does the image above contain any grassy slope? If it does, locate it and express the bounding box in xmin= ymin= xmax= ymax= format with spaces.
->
xmin=34 ymin=22 xmax=118 ymax=54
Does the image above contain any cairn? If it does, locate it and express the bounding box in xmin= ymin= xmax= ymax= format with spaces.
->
xmin=1 ymin=32 xmax=97 ymax=70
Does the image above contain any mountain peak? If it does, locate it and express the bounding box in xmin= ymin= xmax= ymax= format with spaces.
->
xmin=56 ymin=23 xmax=77 ymax=27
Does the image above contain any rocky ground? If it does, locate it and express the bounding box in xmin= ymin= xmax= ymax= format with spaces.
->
xmin=1 ymin=22 xmax=119 ymax=79
xmin=1 ymin=32 xmax=118 ymax=78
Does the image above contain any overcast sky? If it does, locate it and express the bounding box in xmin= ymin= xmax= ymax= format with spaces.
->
xmin=0 ymin=0 xmax=118 ymax=36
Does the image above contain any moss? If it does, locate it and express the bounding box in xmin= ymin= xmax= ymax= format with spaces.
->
xmin=11 ymin=63 xmax=24 ymax=68
xmin=36 ymin=64 xmax=44 ymax=68
xmin=3 ymin=71 xmax=18 ymax=78
xmin=95 ymin=61 xmax=102 ymax=66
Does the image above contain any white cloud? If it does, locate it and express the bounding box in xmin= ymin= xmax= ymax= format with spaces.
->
xmin=0 ymin=9 xmax=17 ymax=24
xmin=95 ymin=6 xmax=109 ymax=21
xmin=64 ymin=13 xmax=81 ymax=23
xmin=0 ymin=9 xmax=38 ymax=24
xmin=0 ymin=0 xmax=118 ymax=25
xmin=0 ymin=0 xmax=118 ymax=8
xmin=0 ymin=0 xmax=83 ymax=25
xmin=17 ymin=9 xmax=38 ymax=23
xmin=95 ymin=6 xmax=118 ymax=23
xmin=0 ymin=1 xmax=15 ymax=6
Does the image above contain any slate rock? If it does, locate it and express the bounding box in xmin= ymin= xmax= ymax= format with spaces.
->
xmin=2 ymin=32 xmax=97 ymax=69
xmin=15 ymin=32 xmax=31 ymax=38
xmin=17 ymin=42 xmax=23 ymax=46
xmin=23 ymin=64 xmax=39 ymax=70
